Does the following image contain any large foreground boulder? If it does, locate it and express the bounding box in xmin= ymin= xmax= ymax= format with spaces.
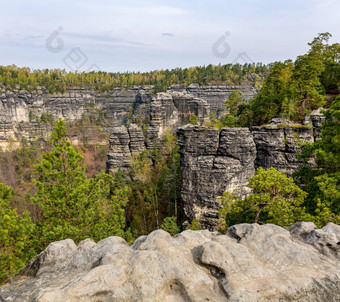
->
xmin=0 ymin=223 xmax=339 ymax=302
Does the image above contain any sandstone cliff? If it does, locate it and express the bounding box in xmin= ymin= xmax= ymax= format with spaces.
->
xmin=177 ymin=118 xmax=322 ymax=229
xmin=252 ymin=118 xmax=315 ymax=176
xmin=177 ymin=125 xmax=256 ymax=229
xmin=0 ymin=86 xmax=152 ymax=150
xmin=0 ymin=222 xmax=339 ymax=302
xmin=169 ymin=84 xmax=257 ymax=115
xmin=106 ymin=124 xmax=146 ymax=174
xmin=106 ymin=91 xmax=210 ymax=174
xmin=0 ymin=85 xmax=254 ymax=150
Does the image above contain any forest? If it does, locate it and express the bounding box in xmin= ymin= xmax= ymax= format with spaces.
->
xmin=0 ymin=62 xmax=269 ymax=94
xmin=0 ymin=33 xmax=339 ymax=285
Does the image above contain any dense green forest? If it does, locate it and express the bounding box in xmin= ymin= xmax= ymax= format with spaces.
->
xmin=0 ymin=62 xmax=269 ymax=94
xmin=0 ymin=33 xmax=339 ymax=285
xmin=200 ymin=33 xmax=340 ymax=129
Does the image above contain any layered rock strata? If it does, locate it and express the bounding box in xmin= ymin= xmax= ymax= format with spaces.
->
xmin=0 ymin=87 xmax=152 ymax=150
xmin=251 ymin=119 xmax=315 ymax=176
xmin=177 ymin=125 xmax=256 ymax=229
xmin=106 ymin=124 xmax=145 ymax=174
xmin=169 ymin=84 xmax=257 ymax=114
xmin=145 ymin=92 xmax=210 ymax=148
xmin=0 ymin=85 xmax=255 ymax=150
xmin=106 ymin=92 xmax=210 ymax=174
xmin=1 ymin=222 xmax=339 ymax=302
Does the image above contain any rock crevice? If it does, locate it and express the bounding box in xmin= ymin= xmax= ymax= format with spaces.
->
xmin=177 ymin=125 xmax=256 ymax=229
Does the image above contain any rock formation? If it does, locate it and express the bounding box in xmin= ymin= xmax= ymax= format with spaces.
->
xmin=0 ymin=87 xmax=152 ymax=150
xmin=106 ymin=92 xmax=210 ymax=174
xmin=145 ymin=91 xmax=210 ymax=148
xmin=0 ymin=85 xmax=255 ymax=150
xmin=106 ymin=124 xmax=146 ymax=174
xmin=1 ymin=222 xmax=339 ymax=302
xmin=169 ymin=84 xmax=257 ymax=115
xmin=304 ymin=108 xmax=326 ymax=140
xmin=177 ymin=125 xmax=256 ymax=229
xmin=251 ymin=119 xmax=315 ymax=176
xmin=176 ymin=118 xmax=325 ymax=229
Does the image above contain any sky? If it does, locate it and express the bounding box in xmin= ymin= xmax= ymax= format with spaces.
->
xmin=1 ymin=0 xmax=340 ymax=73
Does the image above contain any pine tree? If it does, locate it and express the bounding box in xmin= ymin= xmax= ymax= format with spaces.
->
xmin=224 ymin=168 xmax=310 ymax=227
xmin=161 ymin=217 xmax=180 ymax=236
xmin=33 ymin=119 xmax=129 ymax=251
xmin=0 ymin=183 xmax=34 ymax=284
xmin=294 ymin=97 xmax=340 ymax=226
xmin=224 ymin=90 xmax=243 ymax=116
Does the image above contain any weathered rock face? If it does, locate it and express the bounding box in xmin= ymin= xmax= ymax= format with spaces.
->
xmin=176 ymin=118 xmax=323 ymax=229
xmin=251 ymin=119 xmax=315 ymax=176
xmin=177 ymin=125 xmax=256 ymax=229
xmin=145 ymin=92 xmax=210 ymax=148
xmin=106 ymin=124 xmax=146 ymax=174
xmin=1 ymin=222 xmax=339 ymax=302
xmin=169 ymin=84 xmax=257 ymax=115
xmin=304 ymin=108 xmax=326 ymax=140
xmin=0 ymin=87 xmax=152 ymax=150
xmin=106 ymin=92 xmax=210 ymax=174
xmin=0 ymin=85 xmax=255 ymax=150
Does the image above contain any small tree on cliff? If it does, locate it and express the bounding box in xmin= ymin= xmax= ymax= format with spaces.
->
xmin=224 ymin=90 xmax=243 ymax=116
xmin=224 ymin=168 xmax=309 ymax=226
xmin=161 ymin=217 xmax=180 ymax=236
xmin=33 ymin=119 xmax=129 ymax=252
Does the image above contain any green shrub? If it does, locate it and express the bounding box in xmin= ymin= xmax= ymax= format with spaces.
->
xmin=161 ymin=217 xmax=180 ymax=236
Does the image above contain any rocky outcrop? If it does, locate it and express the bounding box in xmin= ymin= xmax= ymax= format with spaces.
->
xmin=251 ymin=119 xmax=315 ymax=176
xmin=0 ymin=85 xmax=255 ymax=150
xmin=169 ymin=84 xmax=257 ymax=115
xmin=304 ymin=108 xmax=326 ymax=140
xmin=106 ymin=124 xmax=146 ymax=174
xmin=1 ymin=222 xmax=339 ymax=302
xmin=106 ymin=92 xmax=210 ymax=174
xmin=0 ymin=87 xmax=153 ymax=150
xmin=177 ymin=125 xmax=256 ymax=229
xmin=145 ymin=92 xmax=210 ymax=148
xmin=176 ymin=119 xmax=323 ymax=229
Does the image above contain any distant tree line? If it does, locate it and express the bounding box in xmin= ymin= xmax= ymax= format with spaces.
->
xmin=0 ymin=63 xmax=269 ymax=94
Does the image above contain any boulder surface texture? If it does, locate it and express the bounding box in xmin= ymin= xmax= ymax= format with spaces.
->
xmin=1 ymin=222 xmax=340 ymax=302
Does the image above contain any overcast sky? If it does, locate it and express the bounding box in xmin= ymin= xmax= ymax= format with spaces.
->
xmin=1 ymin=0 xmax=339 ymax=72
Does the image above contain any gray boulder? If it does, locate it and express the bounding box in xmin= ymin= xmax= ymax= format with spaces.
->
xmin=1 ymin=223 xmax=339 ymax=301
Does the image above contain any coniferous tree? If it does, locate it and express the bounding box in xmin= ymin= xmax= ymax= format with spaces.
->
xmin=294 ymin=97 xmax=340 ymax=226
xmin=161 ymin=217 xmax=180 ymax=236
xmin=33 ymin=119 xmax=129 ymax=251
xmin=0 ymin=183 xmax=34 ymax=284
xmin=223 ymin=168 xmax=310 ymax=227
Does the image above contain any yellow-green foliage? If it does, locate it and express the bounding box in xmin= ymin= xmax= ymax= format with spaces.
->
xmin=217 ymin=192 xmax=236 ymax=234
xmin=161 ymin=217 xmax=180 ymax=236
xmin=0 ymin=63 xmax=269 ymax=93
xmin=187 ymin=218 xmax=202 ymax=230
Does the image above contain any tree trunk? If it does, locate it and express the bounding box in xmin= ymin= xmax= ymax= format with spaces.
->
xmin=254 ymin=209 xmax=261 ymax=223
